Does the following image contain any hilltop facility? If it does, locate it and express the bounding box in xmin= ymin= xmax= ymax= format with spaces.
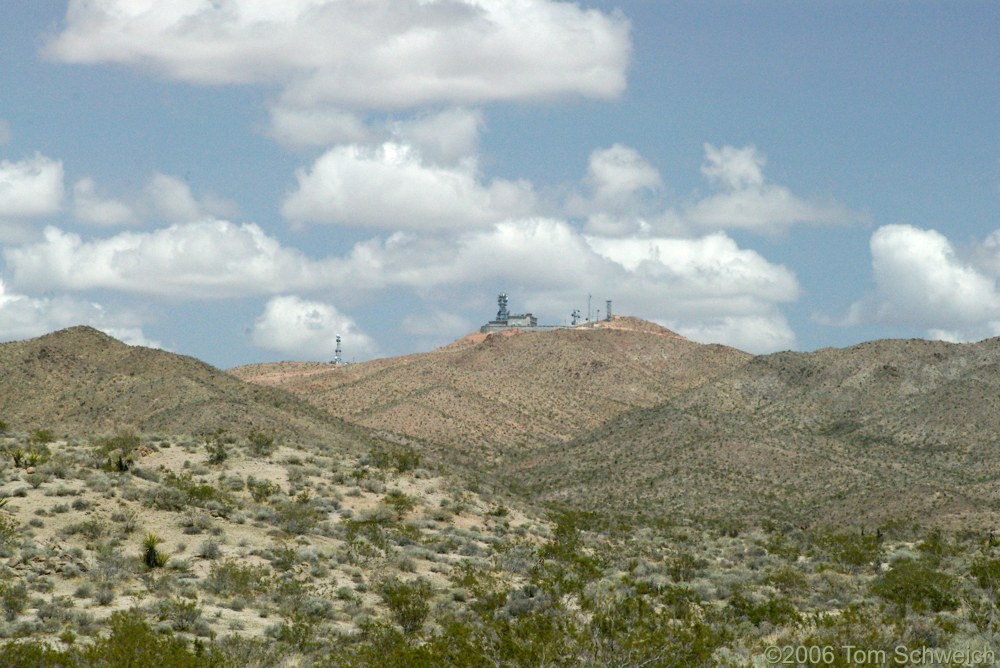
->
xmin=480 ymin=293 xmax=612 ymax=333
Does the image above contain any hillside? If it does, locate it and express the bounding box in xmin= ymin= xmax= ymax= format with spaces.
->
xmin=518 ymin=337 xmax=1000 ymax=527
xmin=231 ymin=317 xmax=751 ymax=468
xmin=5 ymin=326 xmax=1000 ymax=663
xmin=0 ymin=326 xmax=360 ymax=445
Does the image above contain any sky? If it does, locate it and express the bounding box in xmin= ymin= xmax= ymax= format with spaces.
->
xmin=0 ymin=1 xmax=998 ymax=367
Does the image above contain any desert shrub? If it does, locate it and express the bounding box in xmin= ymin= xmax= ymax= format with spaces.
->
xmin=142 ymin=533 xmax=169 ymax=569
xmin=916 ymin=527 xmax=955 ymax=564
xmin=367 ymin=444 xmax=421 ymax=473
xmin=157 ymin=597 xmax=204 ymax=632
xmin=792 ymin=604 xmax=898 ymax=667
xmin=667 ymin=550 xmax=706 ymax=582
xmin=111 ymin=508 xmax=139 ymax=534
xmin=970 ymin=549 xmax=1000 ymax=592
xmin=63 ymin=519 xmax=106 ymax=541
xmin=30 ymin=429 xmax=56 ymax=446
xmin=24 ymin=472 xmax=49 ymax=488
xmin=206 ymin=437 xmax=229 ymax=466
xmin=247 ymin=477 xmax=281 ymax=503
xmin=204 ymin=559 xmax=272 ymax=599
xmin=92 ymin=432 xmax=140 ymax=472
xmin=380 ymin=577 xmax=432 ymax=634
xmin=383 ymin=490 xmax=416 ymax=517
xmin=198 ymin=539 xmax=222 ymax=560
xmin=870 ymin=558 xmax=958 ymax=614
xmin=764 ymin=564 xmax=809 ymax=595
xmin=814 ymin=529 xmax=882 ymax=571
xmin=0 ymin=419 xmax=8 ymax=434
xmin=726 ymin=589 xmax=800 ymax=627
xmin=0 ymin=582 xmax=27 ymax=621
xmin=0 ymin=514 xmax=18 ymax=547
xmin=83 ymin=610 xmax=216 ymax=666
xmin=276 ymin=491 xmax=321 ymax=535
xmin=247 ymin=430 xmax=277 ymax=457
xmin=156 ymin=471 xmax=236 ymax=517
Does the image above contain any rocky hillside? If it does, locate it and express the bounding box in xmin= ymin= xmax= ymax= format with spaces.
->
xmin=0 ymin=326 xmax=360 ymax=445
xmin=518 ymin=337 xmax=1000 ymax=527
xmin=231 ymin=317 xmax=751 ymax=469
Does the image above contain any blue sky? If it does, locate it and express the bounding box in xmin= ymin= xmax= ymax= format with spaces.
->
xmin=1 ymin=1 xmax=998 ymax=367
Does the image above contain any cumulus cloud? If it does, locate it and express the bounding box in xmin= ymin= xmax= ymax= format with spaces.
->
xmin=143 ymin=173 xmax=238 ymax=222
xmin=839 ymin=224 xmax=1000 ymax=341
xmin=568 ymin=143 xmax=857 ymax=238
xmin=686 ymin=144 xmax=856 ymax=235
xmin=672 ymin=315 xmax=796 ymax=354
xmin=0 ymin=279 xmax=159 ymax=347
xmin=390 ymin=108 xmax=484 ymax=165
xmin=402 ymin=308 xmax=472 ymax=338
xmin=586 ymin=144 xmax=663 ymax=205
xmin=72 ymin=172 xmax=237 ymax=227
xmin=323 ymin=218 xmax=799 ymax=352
xmin=4 ymin=220 xmax=336 ymax=298
xmin=251 ymin=295 xmax=375 ymax=360
xmin=282 ymin=142 xmax=534 ymax=231
xmin=0 ymin=153 xmax=64 ymax=218
xmin=267 ymin=107 xmax=370 ymax=149
xmin=569 ymin=144 xmax=664 ymax=235
xmin=73 ymin=177 xmax=137 ymax=226
xmin=45 ymin=1 xmax=630 ymax=127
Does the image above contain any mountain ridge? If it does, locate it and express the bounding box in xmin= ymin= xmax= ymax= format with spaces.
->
xmin=230 ymin=316 xmax=751 ymax=465
xmin=0 ymin=325 xmax=363 ymax=446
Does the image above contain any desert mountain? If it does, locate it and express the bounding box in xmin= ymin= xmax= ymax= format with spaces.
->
xmin=519 ymin=337 xmax=1000 ymax=527
xmin=231 ymin=317 xmax=751 ymax=467
xmin=0 ymin=326 xmax=360 ymax=444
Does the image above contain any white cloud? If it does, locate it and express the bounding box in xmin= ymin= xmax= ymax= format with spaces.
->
xmin=701 ymin=143 xmax=765 ymax=190
xmin=585 ymin=233 xmax=800 ymax=318
xmin=143 ymin=173 xmax=238 ymax=222
xmin=672 ymin=314 xmax=796 ymax=354
xmin=71 ymin=172 xmax=237 ymax=227
xmin=0 ymin=119 xmax=11 ymax=145
xmin=402 ymin=308 xmax=472 ymax=338
xmin=685 ymin=144 xmax=856 ymax=235
xmin=282 ymin=142 xmax=534 ymax=231
xmin=0 ymin=279 xmax=159 ymax=347
xmin=324 ymin=218 xmax=800 ymax=351
xmin=251 ymin=295 xmax=375 ymax=360
xmin=4 ymin=220 xmax=335 ymax=298
xmin=570 ymin=144 xmax=664 ymax=235
xmin=73 ymin=177 xmax=137 ymax=226
xmin=586 ymin=144 xmax=663 ymax=205
xmin=390 ymin=108 xmax=484 ymax=165
xmin=267 ymin=107 xmax=370 ymax=149
xmin=0 ymin=153 xmax=64 ymax=218
xmin=568 ymin=143 xmax=857 ymax=238
xmin=46 ymin=0 xmax=630 ymax=118
xmin=840 ymin=225 xmax=1000 ymax=339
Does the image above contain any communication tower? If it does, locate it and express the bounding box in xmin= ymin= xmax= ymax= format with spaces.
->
xmin=571 ymin=309 xmax=581 ymax=326
xmin=333 ymin=335 xmax=343 ymax=366
xmin=497 ymin=292 xmax=509 ymax=323
xmin=606 ymin=300 xmax=613 ymax=321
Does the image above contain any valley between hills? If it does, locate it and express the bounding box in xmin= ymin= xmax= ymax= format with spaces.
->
xmin=2 ymin=321 xmax=1000 ymax=666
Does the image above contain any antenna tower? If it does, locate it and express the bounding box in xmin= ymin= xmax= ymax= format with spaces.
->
xmin=497 ymin=292 xmax=509 ymax=323
xmin=333 ymin=335 xmax=343 ymax=365
xmin=571 ymin=309 xmax=581 ymax=326
xmin=606 ymin=300 xmax=612 ymax=321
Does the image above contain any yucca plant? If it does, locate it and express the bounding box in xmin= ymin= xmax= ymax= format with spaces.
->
xmin=142 ymin=533 xmax=169 ymax=569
